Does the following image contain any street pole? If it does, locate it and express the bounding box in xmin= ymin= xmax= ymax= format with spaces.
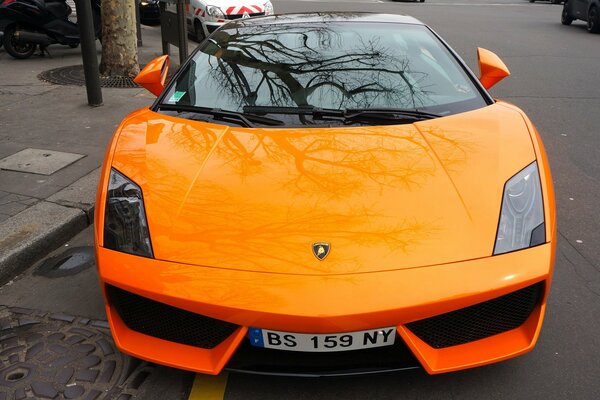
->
xmin=75 ymin=0 xmax=103 ymax=106
xmin=176 ymin=0 xmax=188 ymax=64
xmin=136 ymin=0 xmax=143 ymax=47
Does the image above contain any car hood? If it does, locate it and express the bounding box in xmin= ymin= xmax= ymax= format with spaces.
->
xmin=110 ymin=103 xmax=535 ymax=275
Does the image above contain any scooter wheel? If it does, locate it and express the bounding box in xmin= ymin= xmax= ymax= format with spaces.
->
xmin=2 ymin=26 xmax=36 ymax=59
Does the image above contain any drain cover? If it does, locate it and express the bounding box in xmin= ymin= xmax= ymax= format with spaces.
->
xmin=38 ymin=65 xmax=140 ymax=89
xmin=35 ymin=247 xmax=95 ymax=278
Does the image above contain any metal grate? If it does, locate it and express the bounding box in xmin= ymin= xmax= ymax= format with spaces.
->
xmin=226 ymin=12 xmax=265 ymax=20
xmin=106 ymin=285 xmax=239 ymax=349
xmin=38 ymin=65 xmax=141 ymax=88
xmin=406 ymin=282 xmax=543 ymax=349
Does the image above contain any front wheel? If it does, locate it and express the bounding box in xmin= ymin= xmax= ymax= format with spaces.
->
xmin=562 ymin=5 xmax=574 ymax=25
xmin=588 ymin=6 xmax=600 ymax=33
xmin=2 ymin=26 xmax=36 ymax=59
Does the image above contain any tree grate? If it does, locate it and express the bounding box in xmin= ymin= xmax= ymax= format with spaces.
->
xmin=38 ymin=65 xmax=141 ymax=88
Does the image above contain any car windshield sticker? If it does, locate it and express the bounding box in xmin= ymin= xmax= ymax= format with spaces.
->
xmin=168 ymin=91 xmax=186 ymax=103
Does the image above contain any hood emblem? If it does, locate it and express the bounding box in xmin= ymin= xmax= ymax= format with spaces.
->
xmin=312 ymin=242 xmax=330 ymax=261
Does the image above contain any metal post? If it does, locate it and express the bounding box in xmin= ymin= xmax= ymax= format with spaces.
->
xmin=74 ymin=0 xmax=102 ymax=106
xmin=136 ymin=0 xmax=143 ymax=47
xmin=176 ymin=0 xmax=188 ymax=64
xmin=160 ymin=1 xmax=169 ymax=55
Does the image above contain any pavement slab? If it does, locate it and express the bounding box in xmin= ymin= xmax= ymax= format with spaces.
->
xmin=0 ymin=192 xmax=39 ymax=219
xmin=0 ymin=148 xmax=85 ymax=176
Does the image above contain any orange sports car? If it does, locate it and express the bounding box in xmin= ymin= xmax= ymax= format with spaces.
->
xmin=95 ymin=13 xmax=555 ymax=376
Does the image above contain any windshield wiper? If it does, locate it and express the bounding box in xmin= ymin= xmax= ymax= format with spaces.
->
xmin=242 ymin=106 xmax=443 ymax=125
xmin=343 ymin=107 xmax=443 ymax=120
xmin=157 ymin=104 xmax=284 ymax=128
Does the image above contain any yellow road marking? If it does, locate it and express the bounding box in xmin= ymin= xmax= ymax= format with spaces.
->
xmin=188 ymin=372 xmax=229 ymax=400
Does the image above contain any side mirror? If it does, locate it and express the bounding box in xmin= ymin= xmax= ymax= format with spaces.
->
xmin=134 ymin=55 xmax=170 ymax=96
xmin=477 ymin=48 xmax=510 ymax=90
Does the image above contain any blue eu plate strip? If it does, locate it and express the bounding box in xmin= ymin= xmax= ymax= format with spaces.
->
xmin=248 ymin=328 xmax=264 ymax=347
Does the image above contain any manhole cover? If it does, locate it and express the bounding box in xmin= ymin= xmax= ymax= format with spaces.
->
xmin=0 ymin=307 xmax=154 ymax=399
xmin=38 ymin=65 xmax=140 ymax=89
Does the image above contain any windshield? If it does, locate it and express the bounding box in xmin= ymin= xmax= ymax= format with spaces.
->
xmin=160 ymin=21 xmax=488 ymax=124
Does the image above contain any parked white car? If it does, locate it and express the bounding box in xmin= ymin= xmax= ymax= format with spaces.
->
xmin=187 ymin=0 xmax=274 ymax=41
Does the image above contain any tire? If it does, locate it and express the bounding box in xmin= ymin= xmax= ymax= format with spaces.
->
xmin=194 ymin=20 xmax=206 ymax=42
xmin=529 ymin=0 xmax=535 ymax=3
xmin=2 ymin=26 xmax=36 ymax=59
xmin=588 ymin=6 xmax=600 ymax=33
xmin=562 ymin=5 xmax=574 ymax=25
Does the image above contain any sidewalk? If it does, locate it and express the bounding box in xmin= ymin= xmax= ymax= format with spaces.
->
xmin=0 ymin=25 xmax=188 ymax=283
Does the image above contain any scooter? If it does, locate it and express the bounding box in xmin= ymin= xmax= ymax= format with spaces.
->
xmin=0 ymin=0 xmax=101 ymax=59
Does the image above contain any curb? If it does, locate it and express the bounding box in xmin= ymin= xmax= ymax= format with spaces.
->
xmin=0 ymin=168 xmax=100 ymax=284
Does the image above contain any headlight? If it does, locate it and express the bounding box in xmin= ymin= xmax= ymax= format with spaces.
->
xmin=206 ymin=5 xmax=225 ymax=19
xmin=264 ymin=1 xmax=274 ymax=15
xmin=104 ymin=169 xmax=154 ymax=258
xmin=494 ymin=162 xmax=545 ymax=255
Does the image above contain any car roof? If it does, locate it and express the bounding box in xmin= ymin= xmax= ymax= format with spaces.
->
xmin=226 ymin=12 xmax=425 ymax=28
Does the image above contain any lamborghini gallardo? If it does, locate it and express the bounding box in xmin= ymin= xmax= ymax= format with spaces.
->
xmin=95 ymin=13 xmax=556 ymax=376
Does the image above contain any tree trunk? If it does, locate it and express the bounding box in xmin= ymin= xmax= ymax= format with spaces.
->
xmin=99 ymin=0 xmax=140 ymax=77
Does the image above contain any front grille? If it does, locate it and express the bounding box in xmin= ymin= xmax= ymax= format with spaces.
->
xmin=406 ymin=282 xmax=543 ymax=349
xmin=226 ymin=12 xmax=265 ymax=20
xmin=107 ymin=285 xmax=239 ymax=349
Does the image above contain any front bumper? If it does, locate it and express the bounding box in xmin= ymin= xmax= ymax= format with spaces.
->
xmin=97 ymin=242 xmax=554 ymax=375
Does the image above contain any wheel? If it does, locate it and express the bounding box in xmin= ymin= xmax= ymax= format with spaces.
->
xmin=588 ymin=6 xmax=600 ymax=33
xmin=2 ymin=26 xmax=36 ymax=59
xmin=194 ymin=20 xmax=206 ymax=42
xmin=562 ymin=5 xmax=574 ymax=25
xmin=529 ymin=0 xmax=535 ymax=3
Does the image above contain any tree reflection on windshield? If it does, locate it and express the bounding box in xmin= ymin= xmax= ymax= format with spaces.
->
xmin=182 ymin=21 xmax=434 ymax=114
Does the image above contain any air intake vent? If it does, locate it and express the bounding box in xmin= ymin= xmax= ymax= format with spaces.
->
xmin=107 ymin=285 xmax=239 ymax=349
xmin=406 ymin=282 xmax=543 ymax=349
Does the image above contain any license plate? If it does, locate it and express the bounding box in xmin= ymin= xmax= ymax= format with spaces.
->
xmin=248 ymin=326 xmax=397 ymax=352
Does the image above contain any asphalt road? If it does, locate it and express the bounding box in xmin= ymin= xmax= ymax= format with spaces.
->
xmin=2 ymin=0 xmax=600 ymax=399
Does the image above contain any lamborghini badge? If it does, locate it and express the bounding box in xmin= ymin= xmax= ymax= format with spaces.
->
xmin=312 ymin=242 xmax=330 ymax=261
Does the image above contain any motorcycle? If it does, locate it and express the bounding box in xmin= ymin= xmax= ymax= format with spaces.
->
xmin=0 ymin=0 xmax=101 ymax=59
